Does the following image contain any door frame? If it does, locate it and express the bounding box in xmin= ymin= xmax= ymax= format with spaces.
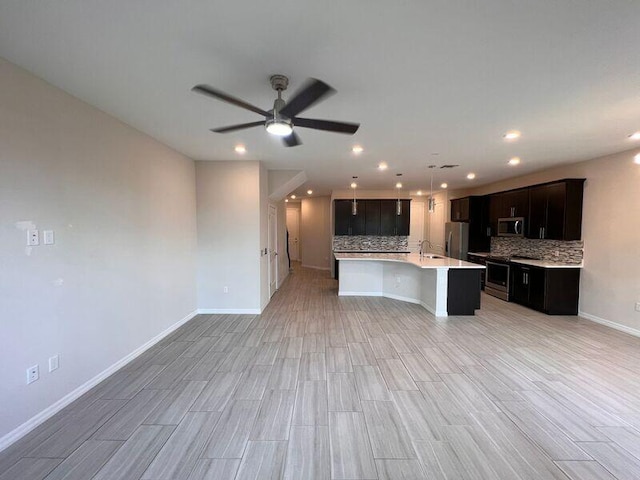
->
xmin=268 ymin=204 xmax=278 ymax=298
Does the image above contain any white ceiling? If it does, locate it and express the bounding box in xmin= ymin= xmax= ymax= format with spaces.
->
xmin=1 ymin=1 xmax=639 ymax=196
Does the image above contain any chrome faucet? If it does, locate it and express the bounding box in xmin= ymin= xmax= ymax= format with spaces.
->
xmin=419 ymin=240 xmax=431 ymax=258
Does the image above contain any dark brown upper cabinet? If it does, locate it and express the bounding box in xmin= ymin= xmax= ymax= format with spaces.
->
xmin=527 ymin=179 xmax=585 ymax=240
xmin=450 ymin=196 xmax=490 ymax=252
xmin=335 ymin=199 xmax=411 ymax=236
xmin=450 ymin=197 xmax=470 ymax=222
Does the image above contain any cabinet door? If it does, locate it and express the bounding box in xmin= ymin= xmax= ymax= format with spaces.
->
xmin=528 ymin=266 xmax=546 ymax=311
xmin=468 ymin=196 xmax=491 ymax=251
xmin=351 ymin=200 xmax=366 ymax=235
xmin=451 ymin=198 xmax=470 ymax=222
xmin=380 ymin=200 xmax=397 ymax=235
xmin=364 ymin=200 xmax=381 ymax=235
xmin=527 ymin=185 xmax=547 ymax=239
xmin=451 ymin=199 xmax=461 ymax=221
xmin=510 ymin=265 xmax=530 ymax=305
xmin=488 ymin=194 xmax=503 ymax=235
xmin=397 ymin=200 xmax=411 ymax=235
xmin=503 ymin=189 xmax=529 ymax=218
xmin=544 ymin=182 xmax=567 ymax=240
xmin=334 ymin=200 xmax=352 ymax=235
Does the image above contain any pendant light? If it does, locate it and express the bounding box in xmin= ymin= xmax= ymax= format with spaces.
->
xmin=351 ymin=176 xmax=358 ymax=215
xmin=396 ymin=174 xmax=403 ymax=215
xmin=428 ymin=165 xmax=436 ymax=213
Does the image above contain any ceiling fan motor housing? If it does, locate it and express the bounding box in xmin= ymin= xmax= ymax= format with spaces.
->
xmin=270 ymin=74 xmax=289 ymax=92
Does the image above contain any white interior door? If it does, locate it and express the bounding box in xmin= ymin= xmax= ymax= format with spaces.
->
xmin=268 ymin=204 xmax=277 ymax=297
xmin=286 ymin=207 xmax=300 ymax=261
xmin=408 ymin=201 xmax=425 ymax=253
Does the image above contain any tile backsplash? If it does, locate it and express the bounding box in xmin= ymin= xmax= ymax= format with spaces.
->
xmin=333 ymin=236 xmax=409 ymax=252
xmin=490 ymin=237 xmax=583 ymax=264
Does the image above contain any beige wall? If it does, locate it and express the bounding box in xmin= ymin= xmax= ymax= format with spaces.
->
xmin=0 ymin=58 xmax=198 ymax=442
xmin=301 ymin=196 xmax=332 ymax=270
xmin=195 ymin=161 xmax=262 ymax=312
xmin=460 ymin=149 xmax=640 ymax=333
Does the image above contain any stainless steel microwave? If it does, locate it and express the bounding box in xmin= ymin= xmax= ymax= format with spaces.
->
xmin=497 ymin=217 xmax=525 ymax=237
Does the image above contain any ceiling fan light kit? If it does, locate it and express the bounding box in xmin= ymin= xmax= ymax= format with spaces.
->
xmin=192 ymin=74 xmax=360 ymax=147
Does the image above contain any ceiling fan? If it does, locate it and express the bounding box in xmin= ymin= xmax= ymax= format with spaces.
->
xmin=192 ymin=75 xmax=360 ymax=147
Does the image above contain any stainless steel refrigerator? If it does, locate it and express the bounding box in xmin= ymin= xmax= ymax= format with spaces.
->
xmin=445 ymin=222 xmax=469 ymax=260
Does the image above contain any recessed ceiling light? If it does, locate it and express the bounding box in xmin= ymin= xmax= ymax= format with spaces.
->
xmin=503 ymin=130 xmax=521 ymax=140
xmin=307 ymin=190 xmax=313 ymax=195
xmin=352 ymin=145 xmax=364 ymax=154
xmin=508 ymin=157 xmax=521 ymax=165
xmin=629 ymin=132 xmax=640 ymax=140
xmin=396 ymin=182 xmax=403 ymax=189
xmin=285 ymin=199 xmax=289 ymax=203
xmin=378 ymin=162 xmax=388 ymax=171
xmin=440 ymin=183 xmax=448 ymax=189
xmin=416 ymin=190 xmax=423 ymax=196
xmin=350 ymin=182 xmax=357 ymax=188
xmin=290 ymin=194 xmax=296 ymax=199
xmin=634 ymin=153 xmax=640 ymax=164
xmin=467 ymin=173 xmax=476 ymax=180
xmin=234 ymin=144 xmax=246 ymax=154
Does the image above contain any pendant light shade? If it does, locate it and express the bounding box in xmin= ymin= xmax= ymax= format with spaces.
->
xmin=351 ymin=177 xmax=358 ymax=216
xmin=428 ymin=165 xmax=436 ymax=213
xmin=396 ymin=176 xmax=403 ymax=216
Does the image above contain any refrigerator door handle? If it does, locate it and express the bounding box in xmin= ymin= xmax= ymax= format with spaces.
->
xmin=446 ymin=231 xmax=452 ymax=256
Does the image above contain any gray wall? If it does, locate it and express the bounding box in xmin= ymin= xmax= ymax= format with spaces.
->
xmin=195 ymin=161 xmax=263 ymax=312
xmin=0 ymin=58 xmax=198 ymax=441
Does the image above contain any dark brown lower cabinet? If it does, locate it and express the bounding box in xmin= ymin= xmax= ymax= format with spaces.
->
xmin=510 ymin=263 xmax=580 ymax=315
xmin=447 ymin=269 xmax=483 ymax=315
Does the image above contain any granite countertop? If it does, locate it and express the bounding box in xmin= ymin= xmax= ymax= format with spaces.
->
xmin=333 ymin=250 xmax=410 ymax=253
xmin=334 ymin=252 xmax=485 ymax=270
xmin=467 ymin=252 xmax=583 ymax=269
xmin=509 ymin=258 xmax=583 ymax=269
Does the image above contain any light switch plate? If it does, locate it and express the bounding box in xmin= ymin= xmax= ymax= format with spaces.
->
xmin=49 ymin=355 xmax=59 ymax=372
xmin=43 ymin=230 xmax=55 ymax=245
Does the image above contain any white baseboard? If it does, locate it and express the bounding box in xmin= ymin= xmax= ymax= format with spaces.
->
xmin=0 ymin=309 xmax=198 ymax=454
xmin=385 ymin=292 xmax=422 ymax=305
xmin=579 ymin=310 xmax=640 ymax=338
xmin=198 ymin=308 xmax=262 ymax=314
xmin=301 ymin=264 xmax=330 ymax=271
xmin=338 ymin=291 xmax=383 ymax=297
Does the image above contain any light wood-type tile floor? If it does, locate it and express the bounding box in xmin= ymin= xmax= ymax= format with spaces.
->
xmin=3 ymin=264 xmax=640 ymax=479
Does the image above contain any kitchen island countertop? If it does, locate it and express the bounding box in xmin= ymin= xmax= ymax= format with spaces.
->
xmin=334 ymin=252 xmax=484 ymax=270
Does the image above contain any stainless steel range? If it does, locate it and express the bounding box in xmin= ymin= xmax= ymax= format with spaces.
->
xmin=484 ymin=255 xmax=538 ymax=301
xmin=485 ymin=257 xmax=511 ymax=301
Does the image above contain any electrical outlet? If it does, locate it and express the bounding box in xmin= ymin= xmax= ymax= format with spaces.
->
xmin=27 ymin=230 xmax=39 ymax=246
xmin=635 ymin=302 xmax=640 ymax=312
xmin=554 ymin=250 xmax=560 ymax=257
xmin=223 ymin=286 xmax=229 ymax=293
xmin=49 ymin=355 xmax=59 ymax=372
xmin=27 ymin=365 xmax=39 ymax=384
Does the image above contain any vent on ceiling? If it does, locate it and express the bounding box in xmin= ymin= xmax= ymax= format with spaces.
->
xmin=440 ymin=164 xmax=459 ymax=169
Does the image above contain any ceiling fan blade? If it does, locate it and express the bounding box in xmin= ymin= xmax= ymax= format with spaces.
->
xmin=293 ymin=117 xmax=360 ymax=135
xmin=211 ymin=121 xmax=265 ymax=133
xmin=279 ymin=78 xmax=336 ymax=118
xmin=282 ymin=131 xmax=302 ymax=147
xmin=192 ymin=84 xmax=270 ymax=117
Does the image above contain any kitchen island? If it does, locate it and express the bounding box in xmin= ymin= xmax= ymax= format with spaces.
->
xmin=334 ymin=252 xmax=485 ymax=316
